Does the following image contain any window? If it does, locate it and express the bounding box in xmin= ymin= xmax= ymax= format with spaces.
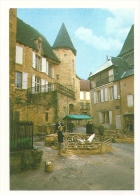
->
xmin=16 ymin=46 xmax=23 ymax=64
xmin=86 ymin=92 xmax=90 ymax=100
xmin=32 ymin=52 xmax=41 ymax=71
xmin=109 ymin=86 xmax=114 ymax=100
xmin=80 ymin=102 xmax=84 ymax=109
xmin=35 ymin=55 xmax=41 ymax=71
xmin=15 ymin=72 xmax=22 ymax=88
xmin=32 ymin=75 xmax=40 ymax=93
xmin=101 ymin=89 xmax=104 ymax=102
xmin=99 ymin=111 xmax=112 ymax=124
xmin=86 ymin=103 xmax=90 ymax=109
xmin=94 ymin=91 xmax=97 ymax=104
xmin=108 ymin=69 xmax=114 ymax=82
xmin=15 ymin=72 xmax=28 ymax=89
xmin=109 ymin=85 xmax=117 ymax=100
xmin=105 ymin=88 xmax=108 ymax=101
xmin=127 ymin=95 xmax=133 ymax=107
xmin=48 ymin=63 xmax=54 ymax=78
xmin=97 ymin=90 xmax=101 ymax=103
xmin=102 ymin=112 xmax=109 ymax=123
xmin=42 ymin=58 xmax=48 ymax=74
xmin=35 ymin=77 xmax=40 ymax=92
xmin=45 ymin=113 xmax=48 ymax=121
xmin=80 ymin=92 xmax=84 ymax=100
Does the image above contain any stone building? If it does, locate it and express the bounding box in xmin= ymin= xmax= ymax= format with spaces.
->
xmin=9 ymin=9 xmax=80 ymax=133
xmin=88 ymin=25 xmax=134 ymax=131
xmin=79 ymin=79 xmax=91 ymax=116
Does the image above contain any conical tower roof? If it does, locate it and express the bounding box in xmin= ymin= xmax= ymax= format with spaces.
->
xmin=118 ymin=24 xmax=134 ymax=57
xmin=53 ymin=23 xmax=76 ymax=55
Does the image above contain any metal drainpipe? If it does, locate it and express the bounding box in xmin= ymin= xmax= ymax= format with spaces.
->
xmin=118 ymin=80 xmax=123 ymax=131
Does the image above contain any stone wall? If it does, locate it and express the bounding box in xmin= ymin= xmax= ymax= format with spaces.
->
xmin=10 ymin=149 xmax=43 ymax=173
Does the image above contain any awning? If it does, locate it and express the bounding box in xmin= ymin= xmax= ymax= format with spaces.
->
xmin=63 ymin=114 xmax=93 ymax=120
xmin=122 ymin=113 xmax=134 ymax=116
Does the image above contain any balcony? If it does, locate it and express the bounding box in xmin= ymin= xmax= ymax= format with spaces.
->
xmin=26 ymin=83 xmax=75 ymax=104
xmin=92 ymin=75 xmax=114 ymax=88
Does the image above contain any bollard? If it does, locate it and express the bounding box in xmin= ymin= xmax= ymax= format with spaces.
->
xmin=45 ymin=161 xmax=53 ymax=172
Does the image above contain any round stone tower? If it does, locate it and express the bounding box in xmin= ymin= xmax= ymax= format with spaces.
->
xmin=52 ymin=23 xmax=77 ymax=91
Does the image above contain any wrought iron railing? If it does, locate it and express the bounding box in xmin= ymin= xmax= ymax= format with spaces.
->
xmin=10 ymin=121 xmax=34 ymax=151
xmin=92 ymin=75 xmax=114 ymax=88
xmin=27 ymin=83 xmax=75 ymax=99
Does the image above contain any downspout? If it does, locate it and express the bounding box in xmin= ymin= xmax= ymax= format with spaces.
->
xmin=118 ymin=80 xmax=123 ymax=131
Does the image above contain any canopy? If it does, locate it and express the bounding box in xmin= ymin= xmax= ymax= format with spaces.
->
xmin=63 ymin=114 xmax=93 ymax=120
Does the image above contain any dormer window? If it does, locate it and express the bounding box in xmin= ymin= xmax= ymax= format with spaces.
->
xmin=33 ymin=37 xmax=42 ymax=53
xmin=37 ymin=37 xmax=42 ymax=50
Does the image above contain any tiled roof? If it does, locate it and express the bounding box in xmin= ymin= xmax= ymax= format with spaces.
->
xmin=88 ymin=56 xmax=130 ymax=81
xmin=52 ymin=23 xmax=76 ymax=56
xmin=80 ymin=79 xmax=90 ymax=91
xmin=89 ymin=59 xmax=113 ymax=77
xmin=118 ymin=25 xmax=134 ymax=57
xmin=16 ymin=18 xmax=60 ymax=63
xmin=121 ymin=68 xmax=134 ymax=79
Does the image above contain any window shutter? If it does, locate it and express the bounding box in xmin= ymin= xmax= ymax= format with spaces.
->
xmin=32 ymin=52 xmax=36 ymax=68
xmin=22 ymin=72 xmax=28 ymax=89
xmin=86 ymin=92 xmax=90 ymax=100
xmin=46 ymin=80 xmax=48 ymax=92
xmin=46 ymin=61 xmax=48 ymax=75
xmin=101 ymin=89 xmax=104 ymax=102
xmin=52 ymin=67 xmax=54 ymax=78
xmin=99 ymin=112 xmax=102 ymax=123
xmin=32 ymin=75 xmax=35 ymax=93
xmin=94 ymin=92 xmax=96 ymax=104
xmin=41 ymin=79 xmax=45 ymax=92
xmin=114 ymin=85 xmax=117 ymax=99
xmin=16 ymin=46 xmax=23 ymax=64
xmin=109 ymin=111 xmax=112 ymax=124
xmin=127 ymin=95 xmax=133 ymax=107
xmin=42 ymin=58 xmax=46 ymax=73
xmin=80 ymin=92 xmax=84 ymax=100
xmin=105 ymin=88 xmax=108 ymax=101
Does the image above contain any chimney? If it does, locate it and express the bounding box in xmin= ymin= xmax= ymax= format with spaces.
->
xmin=106 ymin=55 xmax=108 ymax=61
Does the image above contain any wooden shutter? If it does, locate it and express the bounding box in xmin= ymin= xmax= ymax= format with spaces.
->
xmin=42 ymin=58 xmax=46 ymax=73
xmin=80 ymin=92 xmax=84 ymax=100
xmin=46 ymin=61 xmax=48 ymax=75
xmin=109 ymin=111 xmax=112 ymax=124
xmin=99 ymin=112 xmax=102 ymax=123
xmin=32 ymin=75 xmax=35 ymax=93
xmin=16 ymin=46 xmax=23 ymax=64
xmin=86 ymin=92 xmax=90 ymax=100
xmin=116 ymin=115 xmax=121 ymax=129
xmin=52 ymin=67 xmax=54 ymax=78
xmin=45 ymin=80 xmax=48 ymax=92
xmin=94 ymin=92 xmax=96 ymax=104
xmin=22 ymin=72 xmax=28 ymax=89
xmin=32 ymin=52 xmax=36 ymax=68
xmin=105 ymin=88 xmax=108 ymax=101
xmin=41 ymin=79 xmax=45 ymax=92
xmin=114 ymin=85 xmax=117 ymax=99
xmin=127 ymin=95 xmax=133 ymax=107
xmin=101 ymin=89 xmax=104 ymax=102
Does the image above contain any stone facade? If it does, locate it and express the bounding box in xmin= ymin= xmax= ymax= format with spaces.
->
xmin=9 ymin=9 xmax=81 ymax=134
xmin=9 ymin=8 xmax=17 ymax=97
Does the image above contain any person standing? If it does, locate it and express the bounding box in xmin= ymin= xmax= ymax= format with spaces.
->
xmin=57 ymin=126 xmax=65 ymax=156
xmin=98 ymin=122 xmax=105 ymax=136
xmin=127 ymin=122 xmax=133 ymax=133
xmin=55 ymin=121 xmax=61 ymax=133
xmin=86 ymin=121 xmax=94 ymax=134
xmin=68 ymin=121 xmax=74 ymax=133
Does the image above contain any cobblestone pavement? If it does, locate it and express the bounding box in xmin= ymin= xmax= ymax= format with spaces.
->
xmin=10 ymin=133 xmax=134 ymax=191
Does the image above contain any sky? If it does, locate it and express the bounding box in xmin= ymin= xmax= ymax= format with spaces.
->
xmin=17 ymin=8 xmax=134 ymax=80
